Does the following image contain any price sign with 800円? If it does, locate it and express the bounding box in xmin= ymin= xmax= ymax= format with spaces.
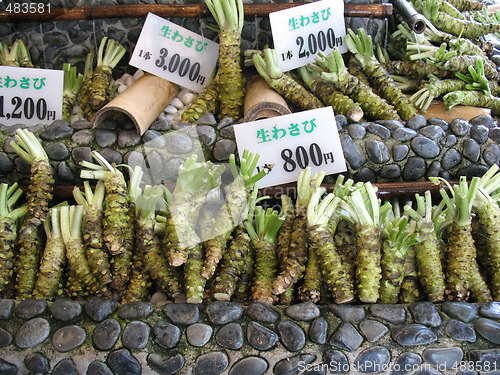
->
xmin=130 ymin=13 xmax=219 ymax=93
xmin=234 ymin=107 xmax=347 ymax=188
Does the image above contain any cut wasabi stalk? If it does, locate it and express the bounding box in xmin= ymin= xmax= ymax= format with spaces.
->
xmin=181 ymin=79 xmax=220 ymax=122
xmin=10 ymin=129 xmax=54 ymax=299
xmin=62 ymin=63 xmax=84 ymax=122
xmin=274 ymin=195 xmax=295 ymax=304
xmin=17 ymin=40 xmax=34 ymax=68
xmin=398 ymin=243 xmax=422 ymax=303
xmin=78 ymin=52 xmax=96 ymax=121
xmin=0 ymin=183 xmax=26 ymax=296
xmin=233 ymin=240 xmax=255 ymax=302
xmin=298 ymin=246 xmax=322 ymax=303
xmin=0 ymin=40 xmax=20 ymax=67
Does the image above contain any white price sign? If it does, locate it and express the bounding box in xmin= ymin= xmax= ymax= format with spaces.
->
xmin=130 ymin=13 xmax=219 ymax=92
xmin=0 ymin=66 xmax=62 ymax=126
xmin=270 ymin=0 xmax=347 ymax=72
xmin=234 ymin=107 xmax=346 ymax=188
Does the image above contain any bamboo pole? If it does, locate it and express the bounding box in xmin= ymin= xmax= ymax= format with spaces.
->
xmin=0 ymin=3 xmax=393 ymax=23
xmin=243 ymin=75 xmax=291 ymax=122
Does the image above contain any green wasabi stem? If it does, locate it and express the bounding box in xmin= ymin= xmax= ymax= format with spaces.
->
xmin=346 ymin=28 xmax=418 ymax=120
xmin=78 ymin=52 xmax=95 ymax=121
xmin=391 ymin=75 xmax=421 ymax=93
xmin=308 ymin=187 xmax=354 ymax=303
xmin=73 ymin=181 xmax=112 ymax=285
xmin=11 ymin=129 xmax=54 ymax=299
xmin=246 ymin=205 xmax=284 ymax=304
xmin=404 ymin=191 xmax=446 ymax=302
xmin=33 ymin=208 xmax=66 ymax=299
xmin=456 ymin=58 xmax=500 ymax=97
xmin=339 ymin=182 xmax=383 ymax=303
xmin=432 ymin=176 xmax=492 ymax=302
xmin=0 ymin=183 xmax=26 ymax=296
xmin=446 ymin=0 xmax=484 ymax=11
xmin=298 ymin=246 xmax=322 ymax=303
xmin=443 ymin=91 xmax=500 ymax=116
xmin=410 ymin=78 xmax=467 ymax=113
xmin=62 ymin=63 xmax=84 ymax=122
xmin=17 ymin=39 xmax=34 ymax=68
xmin=233 ymin=242 xmax=255 ymax=302
xmin=89 ymin=37 xmax=126 ymax=110
xmin=0 ymin=40 xmax=20 ymax=67
xmin=60 ymin=205 xmax=111 ymax=298
xmin=205 ymin=0 xmax=244 ymax=120
xmin=315 ymin=48 xmax=400 ymax=120
xmin=252 ymin=49 xmax=324 ymax=111
xmin=181 ymin=78 xmax=220 ymax=122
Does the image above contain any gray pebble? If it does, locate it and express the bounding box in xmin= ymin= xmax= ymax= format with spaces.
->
xmin=450 ymin=118 xmax=471 ymax=136
xmin=409 ymin=302 xmax=442 ymax=327
xmin=118 ymin=129 xmax=141 ymax=148
xmin=92 ymin=318 xmax=121 ymax=350
xmin=380 ymin=164 xmax=401 ymax=179
xmin=274 ymin=354 xmax=316 ymax=375
xmin=147 ymin=353 xmax=185 ymax=375
xmin=229 ymin=356 xmax=268 ymax=375
xmin=427 ymin=117 xmax=449 ymax=131
xmin=458 ymin=164 xmax=490 ymax=179
xmin=246 ymin=302 xmax=279 ymax=323
xmin=475 ymin=318 xmax=500 ymax=344
xmin=324 ymin=350 xmax=349 ymax=374
xmin=122 ymin=320 xmax=150 ymax=350
xmin=355 ymin=167 xmax=377 ymax=182
xmin=391 ymin=353 xmax=422 ymax=375
xmin=444 ymin=320 xmax=476 ymax=342
xmin=107 ymin=348 xmax=141 ymax=375
xmin=480 ymin=301 xmax=500 ymax=319
xmin=197 ymin=113 xmax=218 ymax=125
xmin=470 ymin=125 xmax=489 ymax=144
xmin=0 ymin=153 xmax=14 ymax=174
xmin=367 ymin=123 xmax=391 ymax=139
xmin=463 ymin=139 xmax=481 ymax=162
xmin=277 ymin=320 xmax=306 ymax=351
xmin=377 ymin=119 xmax=404 ymax=130
xmin=490 ymin=127 xmax=500 ymax=143
xmin=0 ymin=299 xmax=14 ymax=319
xmin=0 ymin=327 xmax=12 ymax=348
xmin=95 ymin=129 xmax=118 ymax=148
xmin=215 ymin=322 xmax=244 ymax=350
xmin=118 ymin=301 xmax=152 ymax=319
xmin=348 ymin=124 xmax=367 ymax=139
xmin=0 ymin=359 xmax=16 ymax=375
xmin=442 ymin=302 xmax=478 ymax=322
xmin=422 ymin=347 xmax=463 ymax=370
xmin=406 ymin=115 xmax=427 ymax=130
xmin=72 ymin=146 xmax=92 ymax=164
xmin=24 ymin=352 xmax=49 ymax=374
xmin=392 ymin=127 xmax=418 ymax=142
xmin=72 ymin=129 xmax=94 ymax=145
xmin=309 ymin=317 xmax=328 ymax=344
xmin=43 ymin=31 xmax=69 ymax=46
xmin=393 ymin=144 xmax=409 ymax=161
xmin=359 ymin=319 xmax=389 ymax=343
xmin=369 ymin=304 xmax=406 ymax=324
xmin=71 ymin=119 xmax=92 ymax=130
xmin=96 ymin=118 xmax=118 ymax=130
xmin=391 ymin=324 xmax=437 ymax=346
xmin=286 ymin=302 xmax=320 ymax=321
xmin=57 ymin=161 xmax=75 ymax=182
xmin=150 ymin=119 xmax=172 ymax=132
xmin=484 ymin=144 xmax=500 ymax=166
xmin=402 ymin=157 xmax=426 ymax=181
xmin=470 ymin=114 xmax=496 ymax=128
xmin=217 ymin=116 xmax=235 ymax=130
xmin=52 ymin=325 xmax=86 ymax=352
xmin=468 ymin=349 xmax=500 ymax=373
xmin=220 ymin=124 xmax=235 ymax=139
xmin=247 ymin=321 xmax=278 ymax=350
xmin=154 ymin=321 xmax=181 ymax=349
xmin=186 ymin=323 xmax=213 ymax=347
xmin=166 ymin=132 xmax=193 ymax=154
xmin=45 ymin=142 xmax=70 ymax=160
xmin=15 ymin=317 xmax=50 ymax=348
xmin=99 ymin=148 xmax=123 ymax=165
xmin=52 ymin=358 xmax=78 ymax=375
xmin=411 ymin=136 xmax=440 ymax=158
xmin=329 ymin=304 xmax=365 ymax=322
xmin=206 ymin=301 xmax=243 ymax=325
xmin=87 ymin=360 xmax=113 ymax=375
xmin=197 ymin=125 xmax=217 ymax=146
xmin=164 ymin=303 xmax=199 ymax=325
xmin=366 ymin=140 xmax=390 ymax=163
xmin=40 ymin=120 xmax=74 ymax=140
xmin=419 ymin=125 xmax=446 ymax=142
xmin=15 ymin=156 xmax=31 ymax=174
xmin=340 ymin=134 xmax=366 ymax=169
xmin=329 ymin=322 xmax=363 ymax=352
xmin=442 ymin=134 xmax=457 ymax=148
xmin=143 ymin=130 xmax=166 ymax=148
xmin=15 ymin=299 xmax=47 ymax=319
xmin=442 ymin=148 xmax=462 ymax=170
xmin=354 ymin=346 xmax=391 ymax=373
xmin=213 ymin=139 xmax=236 ymax=161
xmin=85 ymin=297 xmax=117 ymax=322
xmin=193 ymin=352 xmax=228 ymax=375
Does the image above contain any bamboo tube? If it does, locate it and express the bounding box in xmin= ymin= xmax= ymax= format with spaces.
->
xmin=92 ymin=73 xmax=179 ymax=135
xmin=243 ymin=75 xmax=291 ymax=122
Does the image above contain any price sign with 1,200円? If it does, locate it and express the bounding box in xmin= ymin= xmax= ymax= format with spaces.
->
xmin=129 ymin=13 xmax=219 ymax=93
xmin=233 ymin=106 xmax=347 ymax=188
xmin=269 ymin=0 xmax=347 ymax=72
xmin=0 ymin=66 xmax=63 ymax=126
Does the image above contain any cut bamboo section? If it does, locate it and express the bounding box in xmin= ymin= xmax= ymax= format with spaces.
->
xmin=243 ymin=75 xmax=291 ymax=122
xmin=92 ymin=73 xmax=179 ymax=135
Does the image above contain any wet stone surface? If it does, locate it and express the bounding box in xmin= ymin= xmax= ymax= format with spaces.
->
xmin=277 ymin=320 xmax=306 ymax=352
xmin=0 ymin=359 xmax=16 ymax=375
xmin=228 ymin=356 xmax=268 ymax=375
xmin=391 ymin=353 xmax=423 ymax=375
xmin=475 ymin=318 xmax=500 ymax=344
xmin=354 ymin=346 xmax=391 ymax=373
xmin=24 ymin=352 xmax=49 ymax=374
xmin=164 ymin=303 xmax=199 ymax=325
xmin=87 ymin=360 xmax=113 ymax=375
xmin=122 ymin=321 xmax=151 ymax=350
xmin=309 ymin=317 xmax=328 ymax=344
xmin=186 ymin=323 xmax=213 ymax=347
xmin=422 ymin=347 xmax=463 ymax=370
xmin=324 ymin=350 xmax=349 ymax=374
xmin=246 ymin=302 xmax=280 ymax=323
xmin=359 ymin=319 xmax=389 ymax=343
xmin=85 ymin=297 xmax=117 ymax=322
xmin=15 ymin=299 xmax=47 ymax=319
xmin=206 ymin=301 xmax=243 ymax=325
xmin=52 ymin=358 xmax=77 ymax=375
xmin=118 ymin=301 xmax=153 ymax=319
xmin=329 ymin=304 xmax=365 ymax=322
xmin=153 ymin=321 xmax=180 ymax=349
xmin=369 ymin=304 xmax=407 ymax=324
xmin=274 ymin=354 xmax=316 ymax=375
xmin=409 ymin=302 xmax=442 ymax=327
xmin=329 ymin=323 xmax=364 ymax=352
xmin=286 ymin=302 xmax=320 ymax=321
xmin=49 ymin=299 xmax=82 ymax=321
xmin=0 ymin=327 xmax=12 ymax=348
xmin=15 ymin=317 xmax=50 ymax=348
xmin=480 ymin=302 xmax=500 ymax=319
xmin=107 ymin=348 xmax=141 ymax=375
xmin=444 ymin=320 xmax=477 ymax=342
xmin=247 ymin=321 xmax=278 ymax=351
xmin=193 ymin=351 xmax=228 ymax=375
xmin=52 ymin=325 xmax=86 ymax=352
xmin=93 ymin=318 xmax=121 ymax=351
xmin=215 ymin=322 xmax=244 ymax=350
xmin=147 ymin=353 xmax=185 ymax=375
xmin=391 ymin=324 xmax=437 ymax=346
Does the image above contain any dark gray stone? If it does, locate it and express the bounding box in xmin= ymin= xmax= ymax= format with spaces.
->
xmin=72 ymin=129 xmax=93 ymax=145
xmin=402 ymin=157 xmax=427 ymax=181
xmin=147 ymin=353 xmax=185 ymax=375
xmin=100 ymin=149 xmax=122 ymax=166
xmin=57 ymin=161 xmax=75 ymax=182
xmin=458 ymin=164 xmax=490 ymax=179
xmin=24 ymin=352 xmax=49 ymax=374
xmin=143 ymin=130 xmax=166 ymax=148
xmin=118 ymin=301 xmax=153 ymax=319
xmin=165 ymin=132 xmax=193 ymax=154
xmin=324 ymin=350 xmax=349 ymax=374
xmin=150 ymin=119 xmax=172 ymax=132
xmin=409 ymin=302 xmax=442 ymax=327
xmin=393 ymin=144 xmax=409 ymax=161
xmin=85 ymin=297 xmax=117 ymax=322
xmin=470 ymin=114 xmax=496 ymax=128
xmin=193 ymin=352 xmax=228 ymax=375
xmin=0 ymin=299 xmax=14 ymax=319
xmin=354 ymin=346 xmax=391 ymax=373
xmin=359 ymin=319 xmax=389 ymax=343
xmin=442 ymin=148 xmax=462 ymax=170
xmin=186 ymin=323 xmax=212 ymax=347
xmin=107 ymin=349 xmax=141 ymax=375
xmin=196 ymin=113 xmax=217 ymax=125
xmin=366 ymin=140 xmax=390 ymax=163
xmin=95 ymin=129 xmax=118 ymax=148
xmin=340 ymin=134 xmax=366 ymax=170
xmin=217 ymin=117 xmax=235 ymax=130
xmin=412 ymin=368 xmax=442 ymax=375
xmin=442 ymin=134 xmax=457 ymax=148
xmin=422 ymin=347 xmax=463 ymax=370
xmin=49 ymin=299 xmax=82 ymax=321
xmin=468 ymin=349 xmax=500 ymax=372
xmin=93 ymin=318 xmax=121 ymax=350
xmin=72 ymin=146 xmax=92 ymax=164
xmin=309 ymin=317 xmax=328 ymax=344
xmin=153 ymin=321 xmax=180 ymax=349
xmin=15 ymin=299 xmax=47 ymax=319
xmin=286 ymin=302 xmax=320 ymax=321
xmin=0 ymin=327 xmax=12 ymax=348
xmin=215 ymin=322 xmax=244 ymax=350
xmin=40 ymin=120 xmax=74 ymax=140
xmin=376 ymin=119 xmax=404 ymax=130
xmin=490 ymin=127 xmax=500 ymax=143
xmin=15 ymin=156 xmax=31 ymax=174
xmin=277 ymin=320 xmax=306 ymax=352
xmin=213 ymin=139 xmax=236 ymax=161
xmin=444 ymin=320 xmax=476 ymax=342
xmin=369 ymin=304 xmax=406 ymax=324
xmin=470 ymin=125 xmax=489 ymax=144
xmin=118 ymin=129 xmax=141 ymax=148
xmin=355 ymin=167 xmax=377 ymax=182
xmin=247 ymin=321 xmax=278 ymax=350
xmin=391 ymin=353 xmax=422 ymax=375
xmin=122 ymin=321 xmax=150 ymax=350
xmin=450 ymin=118 xmax=471 ymax=136
xmin=206 ymin=301 xmax=243 ymax=325
xmin=348 ymin=124 xmax=367 ymax=139
xmin=43 ymin=31 xmax=69 ymax=46
xmin=197 ymin=125 xmax=217 ymax=146
xmin=329 ymin=304 xmax=365 ymax=322
xmin=463 ymin=139 xmax=481 ymax=162
xmin=484 ymin=144 xmax=500 ymax=166
xmin=0 ymin=153 xmax=14 ymax=174
xmin=391 ymin=324 xmax=437 ymax=346
xmin=45 ymin=142 xmax=69 ymax=160
xmin=419 ymin=125 xmax=446 ymax=142
xmin=411 ymin=137 xmax=440 ymax=159
xmin=441 ymin=302 xmax=478 ymax=322
xmin=380 ymin=164 xmax=401 ymax=179
xmin=367 ymin=123 xmax=391 ymax=139
xmin=164 ymin=303 xmax=199 ymax=325
xmin=220 ymin=124 xmax=235 ymax=139
xmin=229 ymin=356 xmax=268 ymax=375
xmin=329 ymin=323 xmax=363 ymax=352
xmin=335 ymin=115 xmax=349 ymax=130
xmin=15 ymin=317 xmax=50 ymax=348
xmin=475 ymin=318 xmax=500 ymax=344
xmin=52 ymin=358 xmax=77 ymax=375
xmin=274 ymin=354 xmax=316 ymax=375
xmin=72 ymin=119 xmax=92 ymax=129
xmin=87 ymin=360 xmax=113 ymax=375
xmin=0 ymin=359 xmax=17 ymax=375
xmin=406 ymin=115 xmax=427 ymax=130
xmin=52 ymin=325 xmax=86 ymax=352
xmin=246 ymin=302 xmax=279 ymax=323
xmin=479 ymin=301 xmax=500 ymax=319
